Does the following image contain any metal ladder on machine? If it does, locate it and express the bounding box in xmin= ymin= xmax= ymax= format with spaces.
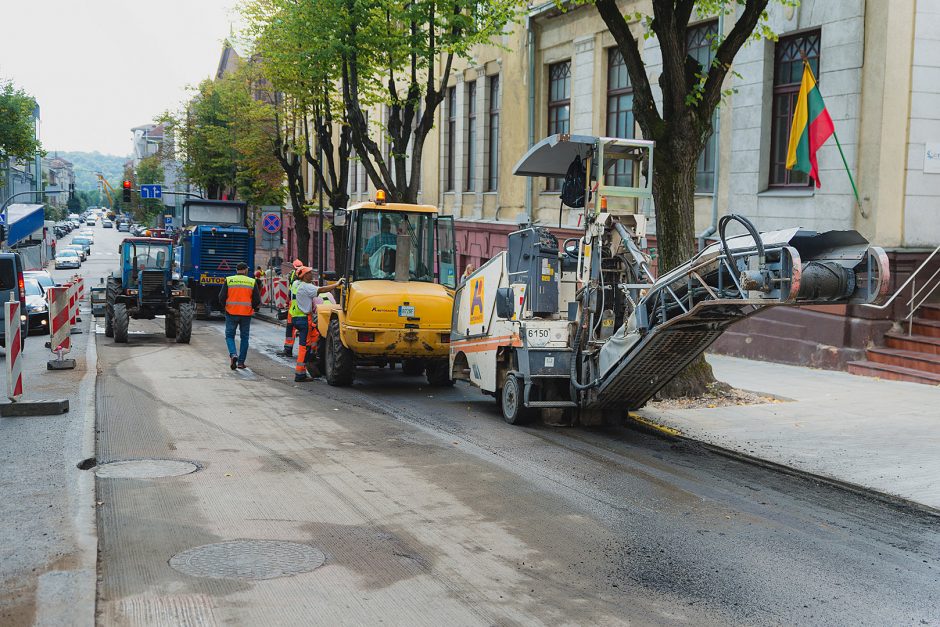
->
xmin=589 ymin=217 xmax=891 ymax=410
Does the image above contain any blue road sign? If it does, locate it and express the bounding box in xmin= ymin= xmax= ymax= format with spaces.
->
xmin=261 ymin=212 xmax=282 ymax=234
xmin=140 ymin=184 xmax=163 ymax=199
xmin=165 ymin=216 xmax=173 ymax=226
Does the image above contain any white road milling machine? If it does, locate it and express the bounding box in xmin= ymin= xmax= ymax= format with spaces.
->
xmin=450 ymin=135 xmax=890 ymax=426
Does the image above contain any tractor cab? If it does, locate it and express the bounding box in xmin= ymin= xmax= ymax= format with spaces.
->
xmin=119 ymin=238 xmax=174 ymax=305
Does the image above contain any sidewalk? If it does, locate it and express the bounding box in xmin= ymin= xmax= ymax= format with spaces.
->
xmin=0 ymin=300 xmax=97 ymax=626
xmin=636 ymin=354 xmax=940 ymax=512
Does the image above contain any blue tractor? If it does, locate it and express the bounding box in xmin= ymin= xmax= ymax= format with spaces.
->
xmin=105 ymin=237 xmax=193 ymax=343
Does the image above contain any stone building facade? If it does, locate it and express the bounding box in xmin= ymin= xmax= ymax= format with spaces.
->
xmin=281 ymin=0 xmax=940 ymax=372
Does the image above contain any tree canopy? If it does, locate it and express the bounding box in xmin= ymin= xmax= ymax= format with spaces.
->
xmin=0 ymin=80 xmax=42 ymax=167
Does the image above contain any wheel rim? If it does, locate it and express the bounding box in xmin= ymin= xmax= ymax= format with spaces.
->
xmin=504 ymin=378 xmax=518 ymax=417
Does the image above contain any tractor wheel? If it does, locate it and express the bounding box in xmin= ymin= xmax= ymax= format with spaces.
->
xmin=195 ymin=302 xmax=210 ymax=320
xmin=164 ymin=312 xmax=178 ymax=338
xmin=112 ymin=304 xmax=129 ymax=344
xmin=175 ymin=303 xmax=193 ymax=344
xmin=104 ymin=307 xmax=114 ymax=338
xmin=500 ymin=374 xmax=530 ymax=425
xmin=426 ymin=359 xmax=454 ymax=387
xmin=325 ymin=318 xmax=355 ymax=386
xmin=402 ymin=359 xmax=424 ymax=376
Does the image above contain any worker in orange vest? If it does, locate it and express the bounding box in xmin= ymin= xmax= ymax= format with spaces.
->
xmin=219 ymin=262 xmax=261 ymax=370
xmin=282 ymin=259 xmax=304 ymax=357
xmin=291 ymin=266 xmax=341 ymax=382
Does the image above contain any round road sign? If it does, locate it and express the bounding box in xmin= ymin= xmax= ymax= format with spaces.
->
xmin=262 ymin=213 xmax=282 ymax=234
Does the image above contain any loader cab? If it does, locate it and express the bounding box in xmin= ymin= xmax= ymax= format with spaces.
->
xmin=342 ymin=197 xmax=456 ymax=297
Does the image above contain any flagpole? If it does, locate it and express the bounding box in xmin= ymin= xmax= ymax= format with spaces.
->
xmin=831 ymin=130 xmax=862 ymax=208
xmin=799 ymin=56 xmax=864 ymax=213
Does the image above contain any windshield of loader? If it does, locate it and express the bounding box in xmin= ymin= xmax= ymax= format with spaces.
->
xmin=353 ymin=210 xmax=435 ymax=283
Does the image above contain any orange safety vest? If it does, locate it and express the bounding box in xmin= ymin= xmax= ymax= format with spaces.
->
xmin=224 ymin=274 xmax=256 ymax=316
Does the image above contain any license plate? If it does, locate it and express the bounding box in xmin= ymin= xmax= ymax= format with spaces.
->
xmin=398 ymin=305 xmax=416 ymax=317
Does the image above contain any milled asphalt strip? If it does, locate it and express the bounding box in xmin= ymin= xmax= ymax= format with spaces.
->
xmin=33 ymin=306 xmax=99 ymax=627
xmin=625 ymin=412 xmax=940 ymax=519
xmin=253 ymin=314 xmax=940 ymax=520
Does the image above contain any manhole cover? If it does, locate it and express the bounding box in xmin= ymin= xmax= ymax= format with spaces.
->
xmin=95 ymin=459 xmax=199 ymax=479
xmin=169 ymin=540 xmax=325 ymax=580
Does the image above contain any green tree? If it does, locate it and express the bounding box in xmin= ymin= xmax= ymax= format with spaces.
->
xmin=337 ymin=0 xmax=520 ymax=203
xmin=178 ymin=80 xmax=239 ymax=200
xmin=0 ymin=80 xmax=43 ymax=178
xmin=592 ymin=0 xmax=791 ymax=395
xmin=136 ymin=154 xmax=165 ymax=222
xmin=244 ymin=0 xmax=352 ymax=270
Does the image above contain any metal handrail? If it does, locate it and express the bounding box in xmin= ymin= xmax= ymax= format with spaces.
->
xmin=861 ymin=244 xmax=940 ymax=336
xmin=862 ymin=244 xmax=940 ymax=310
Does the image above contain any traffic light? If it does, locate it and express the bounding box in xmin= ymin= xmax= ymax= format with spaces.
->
xmin=122 ymin=180 xmax=132 ymax=203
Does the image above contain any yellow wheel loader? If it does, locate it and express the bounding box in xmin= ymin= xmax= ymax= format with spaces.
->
xmin=316 ymin=191 xmax=457 ymax=386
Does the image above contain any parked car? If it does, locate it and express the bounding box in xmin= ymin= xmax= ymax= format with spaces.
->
xmin=102 ymin=219 xmax=113 ymax=228
xmin=0 ymin=252 xmax=29 ymax=349
xmin=64 ymin=244 xmax=87 ymax=261
xmin=25 ymin=270 xmax=56 ymax=291
xmin=55 ymin=250 xmax=82 ymax=269
xmin=24 ymin=278 xmax=49 ymax=335
xmin=72 ymin=237 xmax=93 ymax=255
xmin=117 ymin=221 xmax=130 ymax=232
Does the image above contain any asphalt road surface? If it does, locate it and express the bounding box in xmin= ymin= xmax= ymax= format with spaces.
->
xmin=87 ymin=283 xmax=940 ymax=626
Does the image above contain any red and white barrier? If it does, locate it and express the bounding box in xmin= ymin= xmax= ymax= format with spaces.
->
xmin=47 ymin=286 xmax=71 ymax=355
xmin=4 ymin=299 xmax=23 ymax=400
xmin=273 ymin=277 xmax=289 ymax=309
xmin=259 ymin=279 xmax=270 ymax=305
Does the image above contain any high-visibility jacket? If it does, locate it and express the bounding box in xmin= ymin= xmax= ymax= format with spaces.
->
xmin=224 ymin=274 xmax=256 ymax=316
xmin=289 ymin=280 xmax=304 ymax=318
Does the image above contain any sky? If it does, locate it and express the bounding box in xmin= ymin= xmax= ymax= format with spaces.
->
xmin=0 ymin=0 xmax=242 ymax=157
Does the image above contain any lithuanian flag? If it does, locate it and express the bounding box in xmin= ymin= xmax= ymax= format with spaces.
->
xmin=786 ymin=62 xmax=834 ymax=188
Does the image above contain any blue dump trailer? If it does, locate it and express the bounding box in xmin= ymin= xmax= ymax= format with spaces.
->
xmin=176 ymin=199 xmax=255 ymax=319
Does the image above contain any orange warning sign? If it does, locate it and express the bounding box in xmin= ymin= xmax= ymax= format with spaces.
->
xmin=469 ymin=277 xmax=484 ymax=325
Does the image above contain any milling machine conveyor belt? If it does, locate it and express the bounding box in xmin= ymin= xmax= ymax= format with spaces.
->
xmin=585 ymin=227 xmax=890 ymax=411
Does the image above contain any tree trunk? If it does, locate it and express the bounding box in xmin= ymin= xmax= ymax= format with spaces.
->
xmin=652 ymin=138 xmax=716 ymax=398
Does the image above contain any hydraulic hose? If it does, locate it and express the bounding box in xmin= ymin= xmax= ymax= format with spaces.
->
xmin=718 ymin=214 xmax=764 ymax=265
xmin=569 ymin=319 xmax=602 ymax=393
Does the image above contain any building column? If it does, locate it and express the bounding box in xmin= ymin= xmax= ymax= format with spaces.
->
xmin=572 ymin=35 xmax=596 ymax=136
xmin=471 ymin=66 xmax=487 ymax=219
xmin=452 ymin=73 xmax=466 ymax=218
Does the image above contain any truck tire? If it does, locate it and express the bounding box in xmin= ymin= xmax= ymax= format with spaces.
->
xmin=500 ymin=374 xmax=530 ymax=425
xmin=402 ymin=359 xmax=424 ymax=376
xmin=164 ymin=312 xmax=177 ymax=338
xmin=426 ymin=359 xmax=454 ymax=386
xmin=325 ymin=318 xmax=355 ymax=386
xmin=195 ymin=302 xmax=210 ymax=321
xmin=112 ymin=304 xmax=129 ymax=344
xmin=176 ymin=303 xmax=193 ymax=344
xmin=317 ymin=337 xmax=327 ymax=376
xmin=104 ymin=308 xmax=114 ymax=337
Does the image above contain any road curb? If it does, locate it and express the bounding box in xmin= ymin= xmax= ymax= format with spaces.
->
xmin=254 ymin=310 xmax=285 ymax=327
xmin=625 ymin=413 xmax=940 ymax=520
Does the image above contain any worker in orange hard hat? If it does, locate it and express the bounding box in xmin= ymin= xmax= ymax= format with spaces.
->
xmin=282 ymin=259 xmax=305 ymax=357
xmin=290 ymin=266 xmax=342 ymax=382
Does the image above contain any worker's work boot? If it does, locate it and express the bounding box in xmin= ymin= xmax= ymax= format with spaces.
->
xmin=282 ymin=348 xmax=293 ymax=358
xmin=294 ymin=374 xmax=310 ymax=383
